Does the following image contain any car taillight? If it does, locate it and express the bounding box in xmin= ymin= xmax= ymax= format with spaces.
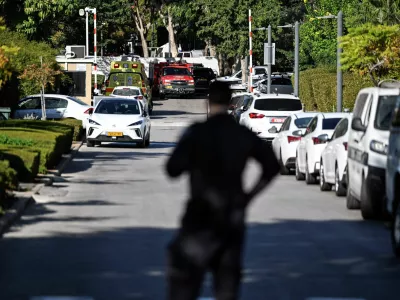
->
xmin=84 ymin=108 xmax=93 ymax=114
xmin=287 ymin=136 xmax=301 ymax=143
xmin=312 ymin=137 xmax=326 ymax=145
xmin=343 ymin=142 xmax=348 ymax=150
xmin=249 ymin=113 xmax=265 ymax=119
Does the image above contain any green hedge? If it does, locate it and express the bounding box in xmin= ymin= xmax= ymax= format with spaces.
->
xmin=0 ymin=120 xmax=73 ymax=153
xmin=0 ymin=127 xmax=71 ymax=174
xmin=299 ymin=67 xmax=371 ymax=112
xmin=55 ymin=119 xmax=84 ymax=141
xmin=0 ymin=160 xmax=17 ymax=213
xmin=0 ymin=147 xmax=40 ymax=181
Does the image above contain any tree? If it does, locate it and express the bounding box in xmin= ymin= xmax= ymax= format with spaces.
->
xmin=0 ymin=18 xmax=19 ymax=89
xmin=340 ymin=24 xmax=400 ymax=85
xmin=131 ymin=0 xmax=156 ymax=57
xmin=18 ymin=57 xmax=62 ymax=120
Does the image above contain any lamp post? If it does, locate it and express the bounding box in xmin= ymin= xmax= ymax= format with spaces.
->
xmin=79 ymin=7 xmax=98 ymax=95
xmin=254 ymin=26 xmax=272 ymax=94
xmin=277 ymin=22 xmax=300 ymax=97
xmin=315 ymin=11 xmax=343 ymax=112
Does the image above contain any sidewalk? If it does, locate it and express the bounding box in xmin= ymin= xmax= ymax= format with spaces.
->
xmin=0 ymin=140 xmax=84 ymax=236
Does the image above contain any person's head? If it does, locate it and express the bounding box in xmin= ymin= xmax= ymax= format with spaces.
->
xmin=208 ymin=81 xmax=232 ymax=114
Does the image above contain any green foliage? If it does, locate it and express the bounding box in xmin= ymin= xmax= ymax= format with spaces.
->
xmin=0 ymin=134 xmax=33 ymax=146
xmin=54 ymin=118 xmax=84 ymax=141
xmin=0 ymin=146 xmax=40 ymax=181
xmin=340 ymin=23 xmax=400 ymax=85
xmin=299 ymin=67 xmax=371 ymax=112
xmin=0 ymin=159 xmax=17 ymax=210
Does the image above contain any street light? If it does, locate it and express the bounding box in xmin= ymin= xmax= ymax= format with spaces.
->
xmin=79 ymin=7 xmax=99 ymax=95
xmin=277 ymin=22 xmax=300 ymax=97
xmin=314 ymin=11 xmax=343 ymax=112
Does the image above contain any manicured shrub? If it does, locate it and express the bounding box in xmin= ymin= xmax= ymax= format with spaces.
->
xmin=55 ymin=118 xmax=84 ymax=141
xmin=0 ymin=147 xmax=40 ymax=181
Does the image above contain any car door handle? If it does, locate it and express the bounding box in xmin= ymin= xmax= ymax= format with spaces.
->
xmin=353 ymin=139 xmax=359 ymax=143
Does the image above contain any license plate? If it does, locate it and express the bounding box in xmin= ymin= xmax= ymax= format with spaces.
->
xmin=270 ymin=118 xmax=285 ymax=123
xmin=107 ymin=132 xmax=123 ymax=137
xmin=166 ymin=85 xmax=172 ymax=89
xmin=198 ymin=78 xmax=207 ymax=81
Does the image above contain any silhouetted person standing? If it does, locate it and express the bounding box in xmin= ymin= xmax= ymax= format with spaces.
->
xmin=165 ymin=81 xmax=280 ymax=300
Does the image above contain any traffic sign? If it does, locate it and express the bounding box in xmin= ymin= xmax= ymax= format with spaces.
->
xmin=264 ymin=43 xmax=275 ymax=65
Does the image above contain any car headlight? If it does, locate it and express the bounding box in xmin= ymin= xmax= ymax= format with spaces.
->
xmin=370 ymin=140 xmax=388 ymax=155
xmin=128 ymin=120 xmax=143 ymax=126
xmin=88 ymin=119 xmax=101 ymax=125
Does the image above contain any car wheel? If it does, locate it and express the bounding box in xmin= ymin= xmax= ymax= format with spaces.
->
xmin=295 ymin=156 xmax=305 ymax=181
xmin=391 ymin=202 xmax=400 ymax=258
xmin=335 ymin=165 xmax=346 ymax=197
xmin=279 ymin=150 xmax=290 ymax=175
xmin=145 ymin=133 xmax=150 ymax=147
xmin=87 ymin=140 xmax=94 ymax=147
xmin=159 ymin=93 xmax=165 ymax=100
xmin=319 ymin=161 xmax=332 ymax=191
xmin=305 ymin=157 xmax=317 ymax=185
xmin=360 ymin=175 xmax=380 ymax=220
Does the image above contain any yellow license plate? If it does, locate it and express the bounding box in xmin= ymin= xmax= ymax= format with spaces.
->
xmin=166 ymin=85 xmax=172 ymax=89
xmin=107 ymin=132 xmax=123 ymax=137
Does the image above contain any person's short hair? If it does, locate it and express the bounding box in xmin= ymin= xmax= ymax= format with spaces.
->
xmin=208 ymin=81 xmax=232 ymax=106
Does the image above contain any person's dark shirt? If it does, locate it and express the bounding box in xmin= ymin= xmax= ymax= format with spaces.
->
xmin=166 ymin=113 xmax=280 ymax=238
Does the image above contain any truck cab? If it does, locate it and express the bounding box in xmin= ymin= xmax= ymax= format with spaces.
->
xmin=158 ymin=63 xmax=195 ymax=99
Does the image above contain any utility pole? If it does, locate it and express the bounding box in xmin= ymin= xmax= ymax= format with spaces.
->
xmin=249 ymin=9 xmax=253 ymax=92
xmin=267 ymin=25 xmax=272 ymax=94
xmin=337 ymin=11 xmax=343 ymax=112
xmin=294 ymin=21 xmax=299 ymax=97
xmin=85 ymin=9 xmax=89 ymax=57
xmin=40 ymin=56 xmax=46 ymax=120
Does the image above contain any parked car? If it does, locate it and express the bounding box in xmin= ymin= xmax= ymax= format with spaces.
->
xmin=320 ymin=114 xmax=353 ymax=196
xmin=239 ymin=93 xmax=303 ymax=143
xmin=227 ymin=92 xmax=252 ymax=114
xmin=347 ymin=85 xmax=399 ymax=219
xmin=272 ymin=112 xmax=318 ymax=174
xmin=192 ymin=67 xmax=216 ymax=93
xmin=386 ymin=100 xmax=400 ymax=257
xmin=110 ymin=86 xmax=152 ymax=114
xmin=254 ymin=74 xmax=294 ymax=95
xmin=230 ymin=93 xmax=254 ymax=123
xmin=86 ymin=98 xmax=151 ymax=148
xmin=14 ymin=94 xmax=92 ymax=128
xmin=295 ymin=113 xmax=348 ymax=184
xmin=216 ymin=66 xmax=268 ymax=84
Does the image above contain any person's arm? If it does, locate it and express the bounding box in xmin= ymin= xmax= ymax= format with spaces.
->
xmin=246 ymin=137 xmax=280 ymax=203
xmin=165 ymin=126 xmax=194 ymax=178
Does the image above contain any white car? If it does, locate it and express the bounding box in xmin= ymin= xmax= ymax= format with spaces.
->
xmin=320 ymin=114 xmax=353 ymax=196
xmin=110 ymin=86 xmax=151 ymax=113
xmin=239 ymin=93 xmax=303 ymax=143
xmin=86 ymin=98 xmax=151 ymax=148
xmin=14 ymin=94 xmax=92 ymax=128
xmin=272 ymin=112 xmax=318 ymax=174
xmin=295 ymin=112 xmax=349 ymax=184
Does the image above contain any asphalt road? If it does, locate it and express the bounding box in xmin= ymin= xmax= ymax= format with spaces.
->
xmin=1 ymin=96 xmax=400 ymax=300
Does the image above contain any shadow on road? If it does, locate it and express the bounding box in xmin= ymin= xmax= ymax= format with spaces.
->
xmin=1 ymin=219 xmax=400 ymax=299
xmin=151 ymin=110 xmax=205 ymax=116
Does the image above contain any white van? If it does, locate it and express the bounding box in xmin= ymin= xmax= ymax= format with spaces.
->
xmin=347 ymin=84 xmax=400 ymax=220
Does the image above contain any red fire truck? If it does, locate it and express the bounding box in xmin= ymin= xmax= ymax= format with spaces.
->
xmin=151 ymin=61 xmax=202 ymax=99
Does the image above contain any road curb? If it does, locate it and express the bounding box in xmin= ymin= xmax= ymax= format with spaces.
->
xmin=0 ymin=140 xmax=83 ymax=236
xmin=0 ymin=194 xmax=33 ymax=236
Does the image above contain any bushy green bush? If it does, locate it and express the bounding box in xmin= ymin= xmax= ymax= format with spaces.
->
xmin=0 ymin=147 xmax=40 ymax=181
xmin=299 ymin=67 xmax=371 ymax=112
xmin=0 ymin=160 xmax=17 ymax=213
xmin=55 ymin=118 xmax=84 ymax=141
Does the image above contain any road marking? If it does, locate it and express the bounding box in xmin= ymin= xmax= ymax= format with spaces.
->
xmin=31 ymin=297 xmax=94 ymax=300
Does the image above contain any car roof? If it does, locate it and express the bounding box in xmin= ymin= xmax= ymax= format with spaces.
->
xmin=291 ymin=112 xmax=319 ymax=119
xmin=20 ymin=94 xmax=69 ymax=99
xmin=359 ymin=86 xmax=400 ymax=96
xmin=252 ymin=93 xmax=300 ymax=100
xmin=318 ymin=112 xmax=351 ymax=119
xmin=113 ymin=86 xmax=141 ymax=90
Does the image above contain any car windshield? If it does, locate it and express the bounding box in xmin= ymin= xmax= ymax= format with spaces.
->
xmin=375 ymin=95 xmax=400 ymax=130
xmin=112 ymin=89 xmax=140 ymax=96
xmin=322 ymin=118 xmax=342 ymax=130
xmin=254 ymin=98 xmax=302 ymax=111
xmin=163 ymin=67 xmax=190 ymax=76
xmin=95 ymin=100 xmax=141 ymax=115
xmin=271 ymin=78 xmax=292 ymax=86
xmin=67 ymin=96 xmax=88 ymax=106
xmin=230 ymin=97 xmax=242 ymax=106
xmin=294 ymin=117 xmax=313 ymax=128
xmin=193 ymin=69 xmax=212 ymax=77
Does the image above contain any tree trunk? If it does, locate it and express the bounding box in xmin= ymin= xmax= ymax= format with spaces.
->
xmin=133 ymin=7 xmax=149 ymax=58
xmin=218 ymin=53 xmax=224 ymax=76
xmin=166 ymin=7 xmax=178 ymax=57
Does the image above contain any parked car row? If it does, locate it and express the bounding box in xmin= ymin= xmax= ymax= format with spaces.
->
xmin=229 ymin=82 xmax=400 ymax=258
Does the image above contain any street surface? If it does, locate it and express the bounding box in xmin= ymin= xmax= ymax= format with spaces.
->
xmin=1 ymin=96 xmax=400 ymax=300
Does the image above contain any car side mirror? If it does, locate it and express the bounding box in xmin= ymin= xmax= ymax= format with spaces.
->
xmin=317 ymin=134 xmax=329 ymax=143
xmin=292 ymin=130 xmax=302 ymax=137
xmin=351 ymin=117 xmax=366 ymax=132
